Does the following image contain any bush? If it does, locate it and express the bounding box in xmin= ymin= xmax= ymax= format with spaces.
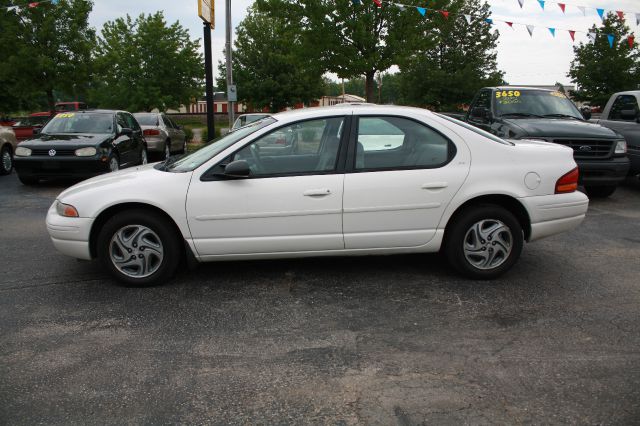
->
xmin=183 ymin=126 xmax=194 ymax=143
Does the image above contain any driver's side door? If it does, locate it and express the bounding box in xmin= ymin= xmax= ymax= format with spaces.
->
xmin=186 ymin=116 xmax=349 ymax=258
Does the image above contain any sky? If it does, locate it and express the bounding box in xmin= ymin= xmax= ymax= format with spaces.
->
xmin=88 ymin=0 xmax=639 ymax=87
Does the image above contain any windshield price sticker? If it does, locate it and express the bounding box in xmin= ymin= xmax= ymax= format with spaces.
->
xmin=549 ymin=91 xmax=566 ymax=98
xmin=57 ymin=113 xmax=75 ymax=118
xmin=495 ymin=90 xmax=520 ymax=99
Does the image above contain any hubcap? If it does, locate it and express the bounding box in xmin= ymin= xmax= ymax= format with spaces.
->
xmin=109 ymin=225 xmax=164 ymax=278
xmin=142 ymin=149 xmax=148 ymax=164
xmin=109 ymin=157 xmax=119 ymax=172
xmin=463 ymin=219 xmax=513 ymax=270
xmin=165 ymin=144 xmax=170 ymax=159
xmin=2 ymin=150 xmax=11 ymax=171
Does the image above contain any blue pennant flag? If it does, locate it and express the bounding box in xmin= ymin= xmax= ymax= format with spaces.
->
xmin=485 ymin=18 xmax=493 ymax=24
xmin=537 ymin=0 xmax=545 ymax=10
xmin=51 ymin=0 xmax=59 ymax=4
xmin=548 ymin=27 xmax=556 ymax=37
xmin=417 ymin=7 xmax=426 ymax=16
xmin=597 ymin=8 xmax=605 ymax=20
xmin=607 ymin=34 xmax=614 ymax=48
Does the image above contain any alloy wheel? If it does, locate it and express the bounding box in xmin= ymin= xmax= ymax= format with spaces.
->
xmin=141 ymin=149 xmax=148 ymax=165
xmin=463 ymin=219 xmax=513 ymax=270
xmin=109 ymin=157 xmax=119 ymax=172
xmin=109 ymin=225 xmax=164 ymax=278
xmin=1 ymin=150 xmax=12 ymax=172
xmin=165 ymin=144 xmax=171 ymax=159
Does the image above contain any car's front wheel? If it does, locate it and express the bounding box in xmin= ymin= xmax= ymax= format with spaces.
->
xmin=0 ymin=144 xmax=13 ymax=175
xmin=96 ymin=209 xmax=181 ymax=286
xmin=445 ymin=205 xmax=524 ymax=279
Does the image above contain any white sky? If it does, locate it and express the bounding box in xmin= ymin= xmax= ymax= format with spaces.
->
xmin=89 ymin=0 xmax=639 ymax=86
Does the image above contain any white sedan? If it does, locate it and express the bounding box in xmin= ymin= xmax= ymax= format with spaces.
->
xmin=46 ymin=105 xmax=589 ymax=286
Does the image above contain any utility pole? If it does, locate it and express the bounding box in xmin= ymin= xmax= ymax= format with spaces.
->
xmin=225 ymin=0 xmax=235 ymax=129
xmin=203 ymin=22 xmax=214 ymax=141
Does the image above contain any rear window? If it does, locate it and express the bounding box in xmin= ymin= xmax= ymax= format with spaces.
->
xmin=134 ymin=113 xmax=159 ymax=126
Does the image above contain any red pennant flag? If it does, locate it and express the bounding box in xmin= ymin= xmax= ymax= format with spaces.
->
xmin=616 ymin=10 xmax=624 ymax=20
xmin=505 ymin=21 xmax=513 ymax=28
xmin=628 ymin=35 xmax=635 ymax=48
xmin=568 ymin=30 xmax=575 ymax=41
xmin=440 ymin=10 xmax=449 ymax=19
xmin=558 ymin=3 xmax=565 ymax=13
xmin=28 ymin=2 xmax=39 ymax=7
xmin=372 ymin=0 xmax=381 ymax=6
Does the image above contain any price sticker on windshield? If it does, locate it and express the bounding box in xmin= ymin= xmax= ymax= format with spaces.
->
xmin=57 ymin=113 xmax=75 ymax=118
xmin=549 ymin=91 xmax=566 ymax=98
xmin=495 ymin=90 xmax=520 ymax=99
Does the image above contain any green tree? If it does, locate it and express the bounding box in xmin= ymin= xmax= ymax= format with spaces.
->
xmin=0 ymin=0 xmax=94 ymax=113
xmin=568 ymin=14 xmax=640 ymax=107
xmin=397 ymin=0 xmax=504 ymax=111
xmin=92 ymin=12 xmax=203 ymax=112
xmin=217 ymin=5 xmax=324 ymax=113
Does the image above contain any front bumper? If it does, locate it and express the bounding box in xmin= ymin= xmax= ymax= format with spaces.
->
xmin=518 ymin=191 xmax=589 ymax=242
xmin=14 ymin=155 xmax=111 ymax=178
xmin=46 ymin=202 xmax=93 ymax=260
xmin=576 ymin=156 xmax=630 ymax=186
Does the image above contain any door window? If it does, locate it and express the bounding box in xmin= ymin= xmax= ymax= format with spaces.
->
xmin=116 ymin=113 xmax=128 ymax=132
xmin=355 ymin=116 xmax=452 ymax=170
xmin=609 ymin=95 xmax=639 ymax=121
xmin=125 ymin=113 xmax=140 ymax=131
xmin=231 ymin=117 xmax=345 ymax=176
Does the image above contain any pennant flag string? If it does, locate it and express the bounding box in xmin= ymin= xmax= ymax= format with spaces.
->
xmin=1 ymin=0 xmax=58 ymax=10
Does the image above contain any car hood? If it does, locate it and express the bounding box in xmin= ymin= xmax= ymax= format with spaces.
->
xmin=58 ymin=163 xmax=160 ymax=199
xmin=502 ymin=118 xmax=621 ymax=139
xmin=18 ymin=133 xmax=113 ymax=147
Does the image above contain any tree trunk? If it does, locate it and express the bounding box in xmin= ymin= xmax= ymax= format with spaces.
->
xmin=46 ymin=89 xmax=55 ymax=113
xmin=365 ymin=71 xmax=376 ymax=103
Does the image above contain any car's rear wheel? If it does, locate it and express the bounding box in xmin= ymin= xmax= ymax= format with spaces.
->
xmin=0 ymin=144 xmax=13 ymax=175
xmin=445 ymin=205 xmax=523 ymax=279
xmin=585 ymin=185 xmax=616 ymax=198
xmin=164 ymin=141 xmax=171 ymax=159
xmin=140 ymin=147 xmax=148 ymax=165
xmin=17 ymin=174 xmax=38 ymax=185
xmin=96 ymin=209 xmax=181 ymax=286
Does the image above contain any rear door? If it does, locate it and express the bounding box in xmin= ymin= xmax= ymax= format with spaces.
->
xmin=342 ymin=115 xmax=470 ymax=249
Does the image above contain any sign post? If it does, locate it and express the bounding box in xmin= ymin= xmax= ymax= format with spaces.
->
xmin=225 ymin=0 xmax=234 ymax=129
xmin=198 ymin=0 xmax=215 ymax=142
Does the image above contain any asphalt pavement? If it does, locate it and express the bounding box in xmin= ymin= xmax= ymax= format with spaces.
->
xmin=1 ymin=172 xmax=639 ymax=424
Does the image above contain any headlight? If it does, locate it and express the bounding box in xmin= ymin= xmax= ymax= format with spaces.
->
xmin=55 ymin=201 xmax=79 ymax=217
xmin=15 ymin=146 xmax=32 ymax=157
xmin=75 ymin=147 xmax=97 ymax=157
xmin=614 ymin=140 xmax=627 ymax=154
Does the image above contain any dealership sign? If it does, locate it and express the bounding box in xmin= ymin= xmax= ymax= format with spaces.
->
xmin=198 ymin=0 xmax=214 ymax=29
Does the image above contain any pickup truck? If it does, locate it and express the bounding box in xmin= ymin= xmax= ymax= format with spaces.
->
xmin=463 ymin=86 xmax=629 ymax=197
xmin=590 ymin=91 xmax=640 ymax=177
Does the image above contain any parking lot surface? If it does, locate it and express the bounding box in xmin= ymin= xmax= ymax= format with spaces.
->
xmin=1 ymin=173 xmax=639 ymax=424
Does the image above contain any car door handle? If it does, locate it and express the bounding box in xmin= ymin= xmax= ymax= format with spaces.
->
xmin=421 ymin=182 xmax=448 ymax=190
xmin=303 ymin=189 xmax=332 ymax=197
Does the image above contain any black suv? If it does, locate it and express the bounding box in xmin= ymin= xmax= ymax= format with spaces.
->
xmin=465 ymin=87 xmax=629 ymax=197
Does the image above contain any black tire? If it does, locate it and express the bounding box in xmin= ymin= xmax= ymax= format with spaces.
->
xmin=0 ymin=144 xmax=13 ymax=175
xmin=444 ymin=204 xmax=524 ymax=280
xmin=18 ymin=174 xmax=38 ymax=185
xmin=585 ymin=185 xmax=616 ymax=198
xmin=96 ymin=209 xmax=182 ymax=286
xmin=179 ymin=138 xmax=187 ymax=154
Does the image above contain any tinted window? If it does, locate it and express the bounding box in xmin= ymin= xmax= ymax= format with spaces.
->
xmin=42 ymin=113 xmax=114 ymax=134
xmin=116 ymin=113 xmax=127 ymax=131
xmin=609 ymin=95 xmax=639 ymax=121
xmin=134 ymin=113 xmax=159 ymax=126
xmin=231 ymin=117 xmax=345 ymax=176
xmin=356 ymin=116 xmax=450 ymax=170
xmin=125 ymin=113 xmax=141 ymax=131
xmin=472 ymin=90 xmax=492 ymax=110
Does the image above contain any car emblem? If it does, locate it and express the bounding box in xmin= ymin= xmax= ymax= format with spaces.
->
xmin=48 ymin=149 xmax=56 ymax=156
xmin=579 ymin=145 xmax=592 ymax=151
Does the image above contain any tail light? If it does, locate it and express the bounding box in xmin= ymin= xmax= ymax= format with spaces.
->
xmin=143 ymin=129 xmax=160 ymax=136
xmin=555 ymin=167 xmax=579 ymax=194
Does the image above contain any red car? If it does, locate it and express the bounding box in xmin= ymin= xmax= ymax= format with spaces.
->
xmin=12 ymin=112 xmax=53 ymax=141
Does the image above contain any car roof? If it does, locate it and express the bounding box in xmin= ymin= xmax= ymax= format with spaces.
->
xmin=270 ymin=104 xmax=434 ymax=123
xmin=613 ymin=90 xmax=640 ymax=96
xmin=483 ymin=86 xmax=557 ymax=92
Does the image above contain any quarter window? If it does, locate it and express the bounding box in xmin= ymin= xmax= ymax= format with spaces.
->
xmin=355 ymin=116 xmax=451 ymax=170
xmin=231 ymin=117 xmax=345 ymax=176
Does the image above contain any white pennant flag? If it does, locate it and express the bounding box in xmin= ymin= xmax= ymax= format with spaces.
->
xmin=517 ymin=0 xmax=524 ymax=8
xmin=526 ymin=25 xmax=534 ymax=37
xmin=577 ymin=6 xmax=586 ymax=16
xmin=397 ymin=4 xmax=405 ymax=11
xmin=7 ymin=5 xmax=20 ymax=12
xmin=587 ymin=31 xmax=596 ymax=42
xmin=464 ymin=14 xmax=472 ymax=25
xmin=636 ymin=13 xmax=640 ymax=26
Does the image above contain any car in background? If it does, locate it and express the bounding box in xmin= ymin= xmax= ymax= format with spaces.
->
xmin=12 ymin=112 xmax=53 ymax=141
xmin=55 ymin=102 xmax=88 ymax=112
xmin=45 ymin=105 xmax=588 ymax=286
xmin=133 ymin=113 xmax=186 ymax=159
xmin=14 ymin=110 xmax=147 ymax=185
xmin=231 ymin=113 xmax=272 ymax=131
xmin=0 ymin=125 xmax=18 ymax=175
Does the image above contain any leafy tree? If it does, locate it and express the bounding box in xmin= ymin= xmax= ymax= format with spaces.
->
xmin=92 ymin=12 xmax=203 ymax=112
xmin=568 ymin=14 xmax=640 ymax=107
xmin=322 ymin=77 xmax=366 ymax=99
xmin=217 ymin=5 xmax=324 ymax=113
xmin=0 ymin=0 xmax=94 ymax=113
xmin=397 ymin=0 xmax=504 ymax=111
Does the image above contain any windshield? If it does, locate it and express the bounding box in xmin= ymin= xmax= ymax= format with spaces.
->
xmin=134 ymin=113 xmax=159 ymax=126
xmin=165 ymin=117 xmax=276 ymax=172
xmin=42 ymin=112 xmax=114 ymax=134
xmin=495 ymin=90 xmax=583 ymax=119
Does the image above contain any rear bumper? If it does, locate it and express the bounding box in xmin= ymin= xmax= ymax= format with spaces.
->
xmin=576 ymin=156 xmax=629 ymax=186
xmin=145 ymin=135 xmax=165 ymax=152
xmin=14 ymin=155 xmax=110 ymax=178
xmin=518 ymin=191 xmax=589 ymax=242
xmin=46 ymin=202 xmax=93 ymax=260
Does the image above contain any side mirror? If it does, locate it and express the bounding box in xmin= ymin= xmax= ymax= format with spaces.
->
xmin=32 ymin=127 xmax=40 ymax=135
xmin=120 ymin=127 xmax=133 ymax=136
xmin=220 ymin=159 xmax=251 ymax=178
xmin=470 ymin=107 xmax=489 ymax=121
xmin=620 ymin=109 xmax=638 ymax=121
